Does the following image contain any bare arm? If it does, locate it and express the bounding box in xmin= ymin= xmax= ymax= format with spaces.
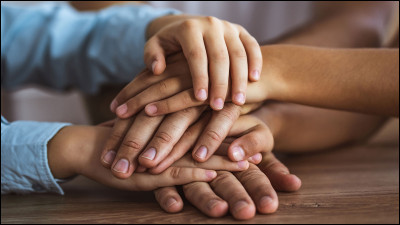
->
xmin=261 ymin=45 xmax=399 ymax=117
xmin=252 ymin=1 xmax=393 ymax=151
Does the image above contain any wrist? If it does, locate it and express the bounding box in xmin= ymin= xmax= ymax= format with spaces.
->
xmin=47 ymin=126 xmax=81 ymax=179
xmin=259 ymin=45 xmax=293 ymax=102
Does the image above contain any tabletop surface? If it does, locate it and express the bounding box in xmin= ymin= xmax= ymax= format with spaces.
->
xmin=2 ymin=119 xmax=399 ymax=224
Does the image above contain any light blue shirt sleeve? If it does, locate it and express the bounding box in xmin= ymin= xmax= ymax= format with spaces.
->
xmin=1 ymin=116 xmax=71 ymax=195
xmin=1 ymin=2 xmax=180 ymax=93
xmin=1 ymin=2 xmax=180 ymax=195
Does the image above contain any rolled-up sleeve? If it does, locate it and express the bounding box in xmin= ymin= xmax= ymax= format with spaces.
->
xmin=1 ymin=116 xmax=71 ymax=195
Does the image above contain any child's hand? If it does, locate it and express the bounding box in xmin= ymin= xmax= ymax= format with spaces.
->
xmin=111 ymin=53 xmax=269 ymax=119
xmin=110 ymin=15 xmax=262 ymax=113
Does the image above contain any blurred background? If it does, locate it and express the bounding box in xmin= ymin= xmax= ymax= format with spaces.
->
xmin=1 ymin=1 xmax=398 ymax=125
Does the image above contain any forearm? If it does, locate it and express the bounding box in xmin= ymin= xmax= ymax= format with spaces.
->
xmin=252 ymin=102 xmax=386 ymax=153
xmin=262 ymin=45 xmax=399 ymax=116
xmin=263 ymin=1 xmax=394 ymax=48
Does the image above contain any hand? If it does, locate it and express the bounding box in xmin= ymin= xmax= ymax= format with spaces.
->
xmin=48 ymin=125 xmax=256 ymax=191
xmin=154 ymin=152 xmax=302 ymax=219
xmin=100 ymin=103 xmax=253 ymax=178
xmin=110 ymin=49 xmax=273 ymax=119
xmin=142 ymin=15 xmax=263 ymax=109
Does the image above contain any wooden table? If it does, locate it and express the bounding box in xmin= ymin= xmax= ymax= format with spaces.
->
xmin=2 ymin=119 xmax=399 ymax=224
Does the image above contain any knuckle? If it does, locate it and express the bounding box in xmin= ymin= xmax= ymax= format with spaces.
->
xmin=187 ymin=48 xmax=205 ymax=60
xmin=181 ymin=92 xmax=195 ymax=106
xmin=218 ymin=106 xmax=240 ymax=122
xmin=205 ymin=129 xmax=224 ymax=143
xmin=205 ymin=16 xmax=220 ymax=25
xmin=157 ymin=81 xmax=169 ymax=93
xmin=247 ymin=134 xmax=262 ymax=149
xmin=154 ymin=131 xmax=173 ymax=144
xmin=210 ymin=49 xmax=228 ymax=62
xmin=237 ymin=168 xmax=262 ymax=186
xmin=121 ymin=139 xmax=143 ymax=153
xmin=178 ymin=108 xmax=196 ymax=120
xmin=231 ymin=48 xmax=247 ymax=59
xmin=109 ymin=132 xmax=123 ymax=143
xmin=170 ymin=167 xmax=182 ymax=179
xmin=180 ymin=19 xmax=197 ymax=30
xmin=211 ymin=171 xmax=232 ymax=186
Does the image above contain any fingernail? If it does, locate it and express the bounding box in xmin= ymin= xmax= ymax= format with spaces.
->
xmin=237 ymin=160 xmax=248 ymax=169
xmin=207 ymin=199 xmax=220 ymax=210
xmin=195 ymin=146 xmax=208 ymax=159
xmin=234 ymin=93 xmax=245 ymax=105
xmin=206 ymin=170 xmax=217 ymax=179
xmin=141 ymin=148 xmax=156 ymax=160
xmin=113 ymin=158 xmax=129 ymax=173
xmin=116 ymin=104 xmax=128 ymax=116
xmin=249 ymin=154 xmax=262 ymax=162
xmin=197 ymin=89 xmax=207 ymax=101
xmin=251 ymin=70 xmax=260 ymax=80
xmin=281 ymin=171 xmax=290 ymax=175
xmin=259 ymin=196 xmax=273 ymax=208
xmin=151 ymin=60 xmax=157 ymax=73
xmin=102 ymin=150 xmax=116 ymax=165
xmin=232 ymin=146 xmax=245 ymax=161
xmin=166 ymin=197 xmax=178 ymax=208
xmin=110 ymin=99 xmax=118 ymax=112
xmin=213 ymin=98 xmax=224 ymax=110
xmin=233 ymin=200 xmax=248 ymax=213
xmin=145 ymin=104 xmax=158 ymax=115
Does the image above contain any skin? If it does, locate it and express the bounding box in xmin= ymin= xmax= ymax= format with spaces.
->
xmin=153 ymin=1 xmax=394 ymax=219
xmin=133 ymin=46 xmax=398 ymax=117
xmin=47 ymin=124 xmax=263 ymax=191
xmin=110 ymin=14 xmax=262 ymax=114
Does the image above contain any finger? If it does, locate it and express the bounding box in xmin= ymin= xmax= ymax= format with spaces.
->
xmin=111 ymin=112 xmax=164 ymax=179
xmin=228 ymin=123 xmax=273 ymax=162
xmin=100 ymin=118 xmax=134 ymax=168
xmin=136 ymin=166 xmax=147 ymax=173
xmin=144 ymin=36 xmax=167 ymax=75
xmin=97 ymin=118 xmax=116 ymax=127
xmin=210 ymin=171 xmax=256 ymax=220
xmin=177 ymin=20 xmax=209 ymax=101
xmin=235 ymin=164 xmax=279 ymax=214
xmin=110 ymin=70 xmax=166 ymax=113
xmin=136 ymin=167 xmax=217 ymax=191
xmin=138 ymin=107 xmax=204 ymax=169
xmin=154 ymin=186 xmax=183 ymax=213
xmin=203 ymin=18 xmax=230 ymax=110
xmin=192 ymin=104 xmax=241 ymax=162
xmin=171 ymin=154 xmax=249 ymax=172
xmin=116 ymin=77 xmax=192 ymax=119
xmin=145 ymin=89 xmax=205 ymax=116
xmin=224 ymin=23 xmax=248 ymax=106
xmin=258 ymin=152 xmax=302 ymax=192
xmin=247 ymin=153 xmax=263 ymax=165
xmin=149 ymin=112 xmax=211 ymax=174
xmin=238 ymin=26 xmax=262 ymax=82
xmin=183 ymin=182 xmax=228 ymax=218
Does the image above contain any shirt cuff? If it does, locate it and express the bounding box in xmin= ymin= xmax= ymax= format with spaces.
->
xmin=1 ymin=119 xmax=72 ymax=195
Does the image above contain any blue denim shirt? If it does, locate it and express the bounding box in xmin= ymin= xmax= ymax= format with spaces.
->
xmin=1 ymin=2 xmax=179 ymax=195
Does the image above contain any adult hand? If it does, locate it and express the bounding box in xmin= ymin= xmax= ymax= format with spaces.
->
xmin=154 ymin=152 xmax=302 ymax=219
xmin=100 ymin=102 xmax=255 ymax=178
xmin=48 ymin=125 xmax=257 ymax=191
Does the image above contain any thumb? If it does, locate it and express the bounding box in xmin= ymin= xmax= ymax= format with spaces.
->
xmin=144 ymin=36 xmax=167 ymax=75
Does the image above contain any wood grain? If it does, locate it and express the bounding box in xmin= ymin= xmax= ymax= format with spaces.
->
xmin=2 ymin=119 xmax=399 ymax=224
